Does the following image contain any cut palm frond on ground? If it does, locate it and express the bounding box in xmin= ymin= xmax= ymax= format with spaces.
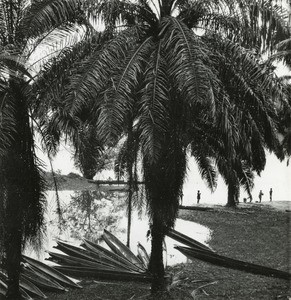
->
xmin=179 ymin=206 xmax=214 ymax=212
xmin=102 ymin=229 xmax=146 ymax=271
xmin=21 ymin=269 xmax=67 ymax=293
xmin=45 ymin=230 xmax=156 ymax=283
xmin=0 ymin=271 xmax=47 ymax=299
xmin=175 ymin=246 xmax=291 ymax=280
xmin=167 ymin=229 xmax=214 ymax=252
xmin=0 ymin=278 xmax=33 ymax=300
xmin=22 ymin=255 xmax=82 ymax=289
xmin=137 ymin=243 xmax=150 ymax=269
xmin=1 ymin=230 xmax=160 ymax=298
xmin=53 ymin=266 xmax=153 ymax=283
xmin=81 ymin=239 xmax=142 ymax=272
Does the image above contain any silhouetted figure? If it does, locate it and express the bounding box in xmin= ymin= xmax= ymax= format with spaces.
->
xmin=259 ymin=190 xmax=264 ymax=203
xmin=197 ymin=190 xmax=201 ymax=204
xmin=269 ymin=188 xmax=273 ymax=202
xmin=180 ymin=192 xmax=184 ymax=205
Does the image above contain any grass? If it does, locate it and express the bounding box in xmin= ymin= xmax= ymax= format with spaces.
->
xmin=45 ymin=204 xmax=290 ymax=300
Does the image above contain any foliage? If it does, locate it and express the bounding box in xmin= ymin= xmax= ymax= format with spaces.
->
xmin=61 ymin=190 xmax=126 ymax=241
xmin=0 ymin=0 xmax=89 ymax=298
xmin=20 ymin=0 xmax=291 ymax=293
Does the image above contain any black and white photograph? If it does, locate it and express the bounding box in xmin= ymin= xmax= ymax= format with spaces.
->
xmin=0 ymin=1 xmax=290 ymax=299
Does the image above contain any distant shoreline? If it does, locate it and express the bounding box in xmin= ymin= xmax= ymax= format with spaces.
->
xmin=190 ymin=200 xmax=291 ymax=212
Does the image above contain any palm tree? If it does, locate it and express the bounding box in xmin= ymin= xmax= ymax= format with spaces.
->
xmin=114 ymin=124 xmax=144 ymax=247
xmin=0 ymin=1 xmax=85 ymax=298
xmin=200 ymin=49 xmax=286 ymax=207
xmin=73 ymin=124 xmax=104 ymax=179
xmin=271 ymin=38 xmax=291 ymax=161
xmin=31 ymin=0 xmax=290 ymax=293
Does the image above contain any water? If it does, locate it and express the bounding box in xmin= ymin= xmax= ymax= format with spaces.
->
xmin=25 ymin=190 xmax=211 ymax=266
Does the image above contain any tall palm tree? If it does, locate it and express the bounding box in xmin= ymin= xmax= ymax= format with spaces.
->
xmin=0 ymin=1 xmax=86 ymax=298
xmin=114 ymin=124 xmax=144 ymax=247
xmin=197 ymin=42 xmax=286 ymax=206
xmin=271 ymin=38 xmax=291 ymax=161
xmin=31 ymin=0 xmax=290 ymax=293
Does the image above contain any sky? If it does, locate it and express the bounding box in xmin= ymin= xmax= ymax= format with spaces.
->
xmin=36 ymin=140 xmax=291 ymax=204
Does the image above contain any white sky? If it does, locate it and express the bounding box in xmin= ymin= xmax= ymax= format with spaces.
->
xmin=36 ymin=140 xmax=291 ymax=203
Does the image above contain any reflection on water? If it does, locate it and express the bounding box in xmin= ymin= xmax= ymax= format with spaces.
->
xmin=61 ymin=190 xmax=126 ymax=242
xmin=25 ymin=190 xmax=211 ymax=266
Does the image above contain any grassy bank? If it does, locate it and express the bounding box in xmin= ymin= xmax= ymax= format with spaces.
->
xmin=46 ymin=204 xmax=290 ymax=299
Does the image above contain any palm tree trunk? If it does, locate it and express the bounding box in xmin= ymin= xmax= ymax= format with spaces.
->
xmin=227 ymin=184 xmax=237 ymax=207
xmin=126 ymin=120 xmax=134 ymax=248
xmin=3 ymin=152 xmax=24 ymax=300
xmin=126 ymin=181 xmax=133 ymax=248
xmin=1 ymin=84 xmax=44 ymax=299
xmin=5 ymin=224 xmax=22 ymax=300
xmin=148 ymin=213 xmax=166 ymax=292
xmin=0 ymin=154 xmax=23 ymax=300
xmin=143 ymin=131 xmax=186 ymax=293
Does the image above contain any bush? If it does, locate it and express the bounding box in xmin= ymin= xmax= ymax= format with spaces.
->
xmin=66 ymin=172 xmax=82 ymax=179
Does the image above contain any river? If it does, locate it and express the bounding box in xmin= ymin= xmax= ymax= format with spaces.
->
xmin=24 ymin=190 xmax=211 ymax=267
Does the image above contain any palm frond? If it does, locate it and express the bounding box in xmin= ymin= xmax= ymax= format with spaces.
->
xmin=164 ymin=17 xmax=216 ymax=112
xmin=20 ymin=0 xmax=81 ymax=39
xmin=237 ymin=162 xmax=254 ymax=196
xmin=0 ymin=52 xmax=33 ymax=80
xmin=138 ymin=40 xmax=170 ymax=164
xmin=98 ymin=36 xmax=154 ymax=144
xmin=0 ymin=85 xmax=46 ymax=252
xmin=0 ymin=91 xmax=16 ymax=157
xmin=29 ymin=32 xmax=104 ymax=118
xmin=64 ymin=29 xmax=135 ymax=121
xmin=143 ymin=135 xmax=187 ymax=229
xmin=282 ymin=129 xmax=291 ymax=156
xmin=193 ymin=154 xmax=217 ymax=192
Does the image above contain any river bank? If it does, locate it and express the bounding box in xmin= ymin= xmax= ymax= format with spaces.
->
xmin=44 ymin=202 xmax=290 ymax=300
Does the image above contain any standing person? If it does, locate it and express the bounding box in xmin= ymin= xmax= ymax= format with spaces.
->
xmin=197 ymin=190 xmax=201 ymax=204
xmin=180 ymin=192 xmax=184 ymax=205
xmin=269 ymin=188 xmax=273 ymax=202
xmin=259 ymin=190 xmax=264 ymax=202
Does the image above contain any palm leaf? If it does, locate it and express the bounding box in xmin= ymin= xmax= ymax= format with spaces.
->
xmin=193 ymin=154 xmax=217 ymax=192
xmin=164 ymin=17 xmax=216 ymax=113
xmin=20 ymin=0 xmax=81 ymax=39
xmin=138 ymin=40 xmax=170 ymax=163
